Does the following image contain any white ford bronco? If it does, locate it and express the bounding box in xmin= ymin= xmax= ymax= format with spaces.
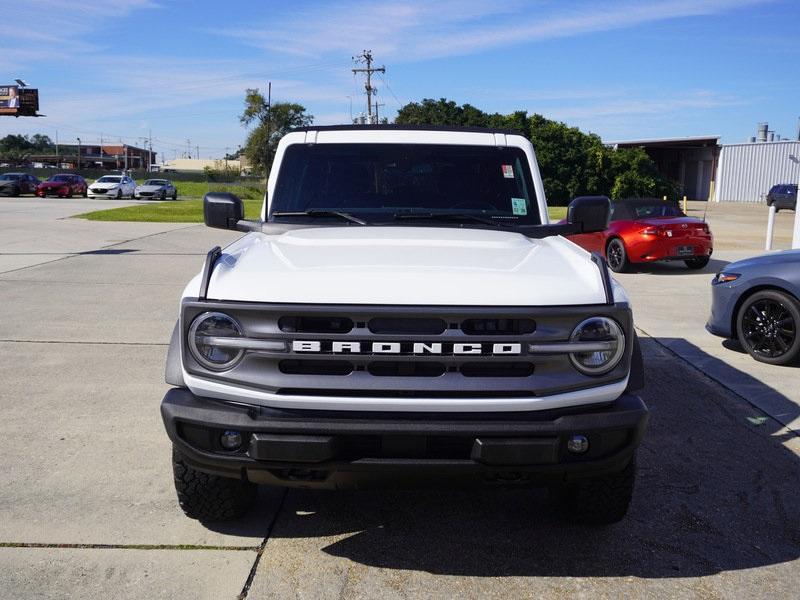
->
xmin=161 ymin=125 xmax=647 ymax=524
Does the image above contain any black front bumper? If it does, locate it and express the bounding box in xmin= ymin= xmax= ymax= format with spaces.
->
xmin=161 ymin=388 xmax=649 ymax=489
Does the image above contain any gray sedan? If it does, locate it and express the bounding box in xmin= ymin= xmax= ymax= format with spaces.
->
xmin=135 ymin=178 xmax=177 ymax=200
xmin=707 ymin=250 xmax=800 ymax=365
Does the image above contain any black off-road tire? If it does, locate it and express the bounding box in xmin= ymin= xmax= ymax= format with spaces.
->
xmin=553 ymin=456 xmax=636 ymax=525
xmin=684 ymin=256 xmax=710 ymax=270
xmin=172 ymin=446 xmax=256 ymax=521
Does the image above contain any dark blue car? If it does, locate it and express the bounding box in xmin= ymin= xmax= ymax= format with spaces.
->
xmin=707 ymin=250 xmax=800 ymax=365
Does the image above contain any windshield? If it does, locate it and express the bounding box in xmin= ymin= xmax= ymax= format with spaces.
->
xmin=611 ymin=201 xmax=684 ymax=221
xmin=49 ymin=175 xmax=71 ymax=182
xmin=0 ymin=174 xmax=20 ymax=181
xmin=270 ymin=143 xmax=541 ymax=226
xmin=96 ymin=176 xmax=122 ymax=183
xmin=144 ymin=179 xmax=167 ymax=186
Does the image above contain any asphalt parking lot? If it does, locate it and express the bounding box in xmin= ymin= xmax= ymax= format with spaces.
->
xmin=0 ymin=196 xmax=798 ymax=598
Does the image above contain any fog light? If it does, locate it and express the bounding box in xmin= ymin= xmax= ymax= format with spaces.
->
xmin=220 ymin=430 xmax=243 ymax=451
xmin=567 ymin=435 xmax=589 ymax=454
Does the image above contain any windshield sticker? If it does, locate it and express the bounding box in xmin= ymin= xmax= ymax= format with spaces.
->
xmin=501 ymin=164 xmax=514 ymax=179
xmin=511 ymin=197 xmax=527 ymax=215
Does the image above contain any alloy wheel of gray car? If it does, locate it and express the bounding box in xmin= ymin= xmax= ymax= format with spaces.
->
xmin=116 ymin=189 xmax=122 ymax=199
xmin=606 ymin=238 xmax=629 ymax=273
xmin=737 ymin=290 xmax=800 ymax=365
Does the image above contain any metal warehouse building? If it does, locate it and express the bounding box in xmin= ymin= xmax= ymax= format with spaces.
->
xmin=713 ymin=140 xmax=800 ymax=203
xmin=611 ymin=121 xmax=800 ymax=204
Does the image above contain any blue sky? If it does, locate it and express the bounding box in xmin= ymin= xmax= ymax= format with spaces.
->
xmin=3 ymin=0 xmax=799 ymax=162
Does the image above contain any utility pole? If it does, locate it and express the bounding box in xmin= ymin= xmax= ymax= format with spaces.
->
xmin=374 ymin=101 xmax=385 ymax=123
xmin=186 ymin=139 xmax=192 ymax=159
xmin=352 ymin=50 xmax=384 ymax=124
xmin=76 ymin=137 xmax=81 ymax=170
xmin=148 ymin=129 xmax=153 ymax=171
xmin=264 ymin=81 xmax=271 ymax=176
xmin=195 ymin=145 xmax=199 ymax=160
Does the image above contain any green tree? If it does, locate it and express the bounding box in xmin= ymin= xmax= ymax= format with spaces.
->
xmin=0 ymin=133 xmax=54 ymax=163
xmin=607 ymin=147 xmax=676 ymax=200
xmin=240 ymin=89 xmax=313 ymax=176
xmin=395 ymin=98 xmax=676 ymax=205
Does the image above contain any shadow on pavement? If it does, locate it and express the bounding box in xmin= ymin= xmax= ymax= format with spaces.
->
xmin=627 ymin=256 xmax=729 ymax=276
xmin=206 ymin=338 xmax=800 ymax=578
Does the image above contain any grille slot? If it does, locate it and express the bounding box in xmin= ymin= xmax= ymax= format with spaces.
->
xmin=279 ymin=316 xmax=354 ymax=334
xmin=367 ymin=361 xmax=446 ymax=377
xmin=279 ymin=360 xmax=353 ymax=376
xmin=460 ymin=362 xmax=534 ymax=378
xmin=461 ymin=319 xmax=536 ymax=335
xmin=368 ymin=317 xmax=447 ymax=335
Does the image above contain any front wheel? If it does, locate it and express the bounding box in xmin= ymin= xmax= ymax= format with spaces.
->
xmin=116 ymin=189 xmax=122 ymax=199
xmin=172 ymin=191 xmax=177 ymax=200
xmin=606 ymin=238 xmax=630 ymax=273
xmin=553 ymin=456 xmax=636 ymax=525
xmin=172 ymin=446 xmax=256 ymax=521
xmin=685 ymin=256 xmax=710 ymax=270
xmin=736 ymin=290 xmax=800 ymax=365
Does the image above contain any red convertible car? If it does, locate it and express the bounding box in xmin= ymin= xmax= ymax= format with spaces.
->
xmin=36 ymin=174 xmax=88 ymax=198
xmin=566 ymin=197 xmax=713 ymax=272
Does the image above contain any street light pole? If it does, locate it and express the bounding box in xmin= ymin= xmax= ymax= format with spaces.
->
xmin=793 ymin=175 xmax=800 ymax=249
xmin=76 ymin=137 xmax=81 ymax=170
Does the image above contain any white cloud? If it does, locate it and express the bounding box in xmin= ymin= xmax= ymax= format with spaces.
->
xmin=1 ymin=0 xmax=160 ymax=68
xmin=214 ymin=0 xmax=771 ymax=62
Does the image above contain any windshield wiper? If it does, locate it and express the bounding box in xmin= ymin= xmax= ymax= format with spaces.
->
xmin=392 ymin=212 xmax=512 ymax=228
xmin=271 ymin=210 xmax=367 ymax=225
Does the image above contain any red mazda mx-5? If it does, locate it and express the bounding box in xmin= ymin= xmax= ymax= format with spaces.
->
xmin=566 ymin=197 xmax=713 ymax=272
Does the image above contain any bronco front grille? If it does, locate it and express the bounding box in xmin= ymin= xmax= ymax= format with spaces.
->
xmin=181 ymin=301 xmax=633 ymax=399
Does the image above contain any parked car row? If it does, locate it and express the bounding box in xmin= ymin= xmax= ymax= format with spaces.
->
xmin=562 ymin=195 xmax=798 ymax=366
xmin=0 ymin=171 xmax=178 ymax=200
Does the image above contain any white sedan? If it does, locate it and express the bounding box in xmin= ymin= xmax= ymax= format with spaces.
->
xmin=88 ymin=175 xmax=137 ymax=199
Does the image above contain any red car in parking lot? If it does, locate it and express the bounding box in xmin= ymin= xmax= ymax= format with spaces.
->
xmin=36 ymin=174 xmax=88 ymax=198
xmin=566 ymin=197 xmax=713 ymax=272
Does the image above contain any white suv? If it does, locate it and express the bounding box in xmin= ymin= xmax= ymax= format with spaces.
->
xmin=161 ymin=126 xmax=648 ymax=525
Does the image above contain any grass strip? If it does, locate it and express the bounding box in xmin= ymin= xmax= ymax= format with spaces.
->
xmin=76 ymin=201 xmax=568 ymax=224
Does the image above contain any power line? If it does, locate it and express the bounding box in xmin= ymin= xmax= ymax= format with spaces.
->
xmin=377 ymin=73 xmax=404 ymax=109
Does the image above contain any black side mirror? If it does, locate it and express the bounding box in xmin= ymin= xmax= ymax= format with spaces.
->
xmin=567 ymin=196 xmax=610 ymax=233
xmin=204 ymin=192 xmax=243 ymax=230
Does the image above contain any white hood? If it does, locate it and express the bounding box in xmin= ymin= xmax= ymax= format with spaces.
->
xmin=196 ymin=226 xmax=609 ymax=306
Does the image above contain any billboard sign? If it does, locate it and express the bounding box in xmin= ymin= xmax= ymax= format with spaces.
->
xmin=0 ymin=86 xmax=39 ymax=116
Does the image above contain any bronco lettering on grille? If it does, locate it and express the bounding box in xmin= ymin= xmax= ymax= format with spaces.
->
xmin=291 ymin=341 xmax=522 ymax=355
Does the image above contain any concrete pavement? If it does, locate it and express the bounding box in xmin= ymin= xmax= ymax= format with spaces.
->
xmin=0 ymin=197 xmax=798 ymax=598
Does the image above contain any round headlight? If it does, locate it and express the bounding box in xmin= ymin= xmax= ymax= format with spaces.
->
xmin=569 ymin=317 xmax=625 ymax=375
xmin=188 ymin=312 xmax=244 ymax=370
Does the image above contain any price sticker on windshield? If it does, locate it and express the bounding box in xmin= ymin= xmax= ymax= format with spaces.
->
xmin=511 ymin=197 xmax=527 ymax=215
xmin=501 ymin=164 xmax=514 ymax=178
